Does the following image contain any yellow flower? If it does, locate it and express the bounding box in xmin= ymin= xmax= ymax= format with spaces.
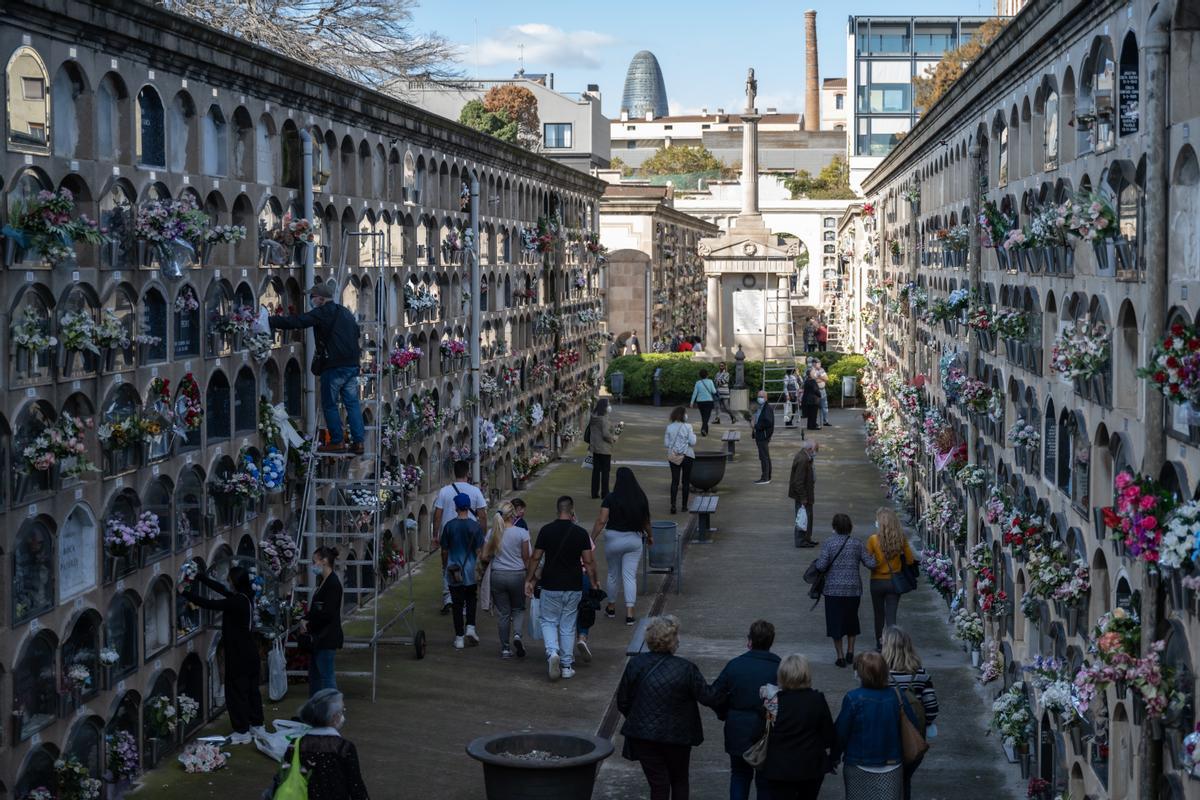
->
xmin=1112 ymin=608 xmax=1127 ymax=619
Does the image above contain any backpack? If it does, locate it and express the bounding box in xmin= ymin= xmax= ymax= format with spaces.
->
xmin=272 ymin=735 xmax=307 ymax=799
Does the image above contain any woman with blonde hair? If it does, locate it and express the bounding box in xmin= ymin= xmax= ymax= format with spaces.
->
xmin=882 ymin=626 xmax=939 ymax=800
xmin=865 ymin=508 xmax=918 ymax=650
xmin=482 ymin=500 xmax=531 ymax=658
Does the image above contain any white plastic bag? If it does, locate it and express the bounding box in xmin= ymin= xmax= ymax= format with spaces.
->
xmin=254 ymin=719 xmax=311 ymax=762
xmin=794 ymin=505 xmax=808 ymax=532
xmin=268 ymin=639 xmax=288 ymax=702
xmin=528 ymin=596 xmax=543 ymax=641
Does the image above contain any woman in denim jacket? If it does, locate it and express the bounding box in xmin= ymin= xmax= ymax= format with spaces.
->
xmin=834 ymin=652 xmax=919 ymax=800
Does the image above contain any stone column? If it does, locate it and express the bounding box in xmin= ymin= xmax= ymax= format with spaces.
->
xmin=804 ymin=10 xmax=820 ymax=132
xmin=705 ymin=275 xmax=722 ymax=354
xmin=966 ymin=143 xmax=984 ymax=612
xmin=741 ymin=113 xmax=761 ymax=216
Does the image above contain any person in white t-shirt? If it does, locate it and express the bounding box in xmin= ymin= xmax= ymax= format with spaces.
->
xmin=433 ymin=460 xmax=487 ymax=613
xmin=481 ymin=501 xmax=532 ymax=658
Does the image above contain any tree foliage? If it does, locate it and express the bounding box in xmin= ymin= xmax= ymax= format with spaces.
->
xmin=913 ymin=18 xmax=1007 ymax=112
xmin=640 ymin=145 xmax=725 ymax=176
xmin=608 ymin=155 xmax=633 ymax=176
xmin=482 ymin=85 xmax=540 ymax=149
xmin=459 ymin=100 xmax=517 ymax=143
xmin=782 ymin=156 xmax=856 ymax=200
xmin=158 ymin=0 xmax=460 ymax=89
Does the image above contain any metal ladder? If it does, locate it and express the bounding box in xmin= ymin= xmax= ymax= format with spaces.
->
xmin=760 ymin=282 xmax=803 ymax=419
xmin=288 ymin=230 xmax=425 ymax=700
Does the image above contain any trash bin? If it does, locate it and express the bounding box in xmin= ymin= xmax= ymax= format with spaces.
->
xmin=842 ymin=375 xmax=858 ymax=398
xmin=610 ymin=371 xmax=624 ymax=397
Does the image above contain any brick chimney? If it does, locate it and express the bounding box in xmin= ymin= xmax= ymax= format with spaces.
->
xmin=804 ymin=10 xmax=820 ymax=132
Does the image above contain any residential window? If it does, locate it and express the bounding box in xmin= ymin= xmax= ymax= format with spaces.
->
xmin=664 ymin=125 xmax=673 ymax=130
xmin=824 ymin=217 xmax=836 ymax=228
xmin=835 ymin=94 xmax=844 ymax=110
xmin=626 ymin=140 xmax=636 ymax=149
xmin=21 ymin=76 xmax=45 ymax=100
xmin=543 ymin=123 xmax=572 ymax=148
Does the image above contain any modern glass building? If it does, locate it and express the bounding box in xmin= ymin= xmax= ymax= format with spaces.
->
xmin=621 ymin=50 xmax=669 ymax=119
xmin=846 ymin=15 xmax=994 ymax=190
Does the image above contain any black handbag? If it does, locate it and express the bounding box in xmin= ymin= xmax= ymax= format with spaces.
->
xmin=888 ymin=549 xmax=919 ymax=594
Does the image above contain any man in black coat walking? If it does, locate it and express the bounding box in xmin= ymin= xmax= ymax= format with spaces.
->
xmin=268 ymin=281 xmax=364 ymax=454
xmin=712 ymin=620 xmax=781 ymax=800
xmin=752 ymin=389 xmax=775 ymax=484
xmin=182 ymin=566 xmax=263 ymax=743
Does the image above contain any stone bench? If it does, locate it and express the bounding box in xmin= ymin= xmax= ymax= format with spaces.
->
xmin=720 ymin=430 xmax=741 ymax=461
xmin=688 ymin=494 xmax=719 ymax=543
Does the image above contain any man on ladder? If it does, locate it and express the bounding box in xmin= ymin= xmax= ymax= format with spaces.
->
xmin=267 ymin=281 xmax=365 ymax=455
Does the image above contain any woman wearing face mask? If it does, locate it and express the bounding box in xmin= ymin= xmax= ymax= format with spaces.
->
xmin=664 ymin=406 xmax=697 ymax=514
xmin=264 ymin=689 xmax=370 ymax=799
xmin=303 ymin=546 xmax=345 ymax=696
xmin=181 ymin=565 xmax=264 ymax=744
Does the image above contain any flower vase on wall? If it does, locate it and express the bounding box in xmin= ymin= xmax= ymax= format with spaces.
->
xmin=1093 ymin=240 xmax=1115 ymax=275
xmin=971 ymin=649 xmax=981 ymax=667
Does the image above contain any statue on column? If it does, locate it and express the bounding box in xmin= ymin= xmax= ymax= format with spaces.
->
xmin=745 ymin=68 xmax=757 ymax=112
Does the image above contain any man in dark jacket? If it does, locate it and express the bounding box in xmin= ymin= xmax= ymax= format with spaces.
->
xmin=789 ymin=440 xmax=817 ymax=548
xmin=712 ymin=620 xmax=781 ymax=800
xmin=182 ymin=567 xmax=264 ymax=743
xmin=752 ymin=390 xmax=775 ymax=484
xmin=268 ymin=281 xmax=364 ymax=454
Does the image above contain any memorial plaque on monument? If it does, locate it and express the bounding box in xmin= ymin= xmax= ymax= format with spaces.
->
xmin=1119 ymin=65 xmax=1139 ymax=135
xmin=59 ymin=513 xmax=97 ymax=602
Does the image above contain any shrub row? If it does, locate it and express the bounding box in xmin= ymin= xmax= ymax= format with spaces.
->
xmin=604 ymin=352 xmax=865 ymax=404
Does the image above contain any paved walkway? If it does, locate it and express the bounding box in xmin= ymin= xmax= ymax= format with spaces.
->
xmin=133 ymin=403 xmax=1022 ymax=799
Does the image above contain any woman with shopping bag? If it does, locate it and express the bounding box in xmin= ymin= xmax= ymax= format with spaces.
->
xmin=265 ymin=689 xmax=369 ymax=799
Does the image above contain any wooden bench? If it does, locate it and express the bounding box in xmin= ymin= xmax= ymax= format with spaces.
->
xmin=688 ymin=494 xmax=719 ymax=543
xmin=721 ymin=430 xmax=741 ymax=461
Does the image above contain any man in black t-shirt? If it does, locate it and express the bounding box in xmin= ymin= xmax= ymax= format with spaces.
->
xmin=525 ymin=495 xmax=598 ymax=681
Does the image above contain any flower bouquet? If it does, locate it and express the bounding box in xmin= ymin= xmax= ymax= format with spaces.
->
xmin=388 ymin=345 xmax=423 ymax=375
xmin=1067 ymin=192 xmax=1118 ymax=241
xmin=205 ymin=224 xmax=247 ymax=245
xmin=478 ymin=374 xmax=499 ymax=396
xmin=178 ymin=741 xmax=229 ymax=774
xmin=1160 ymin=500 xmax=1200 ymax=572
xmin=54 ymin=755 xmax=102 ymax=800
xmin=97 ymin=414 xmax=144 ymax=449
xmin=147 ymin=695 xmax=178 ymax=736
xmin=67 ymin=663 xmax=92 ymax=692
xmin=956 ymin=463 xmax=988 ymax=488
xmin=107 ymin=730 xmax=140 ymax=779
xmin=100 ymin=648 xmax=120 ymax=668
xmin=979 ymin=200 xmax=1015 ymax=249
xmin=1140 ymin=322 xmax=1200 ymax=406
xmin=262 ymin=447 xmax=286 ymax=493
xmin=380 ymin=543 xmax=405 ymax=581
xmin=178 ymin=695 xmax=200 ymax=729
xmin=953 ymin=608 xmax=984 ymax=649
xmin=1101 ymin=470 xmax=1176 ymax=564
xmin=4 ymin=187 xmax=107 ymax=266
xmin=439 ymin=339 xmax=466 ymax=359
xmin=175 ymin=286 xmax=201 ymax=312
xmin=993 ymin=309 xmax=1030 ymax=340
xmin=273 ymin=212 xmax=320 ymax=246
xmin=19 ymin=412 xmax=97 ymax=478
xmin=216 ymin=456 xmax=264 ymax=501
xmin=984 ymin=485 xmax=1012 ymax=524
xmin=260 ymin=526 xmax=297 ymax=579
xmin=979 ymin=643 xmax=1003 ymax=685
xmin=178 ymin=373 xmax=204 ymax=430
xmin=178 ymin=561 xmax=199 ymax=593
xmin=968 ymin=305 xmax=993 ymax=331
xmin=1051 ymin=320 xmax=1110 ymax=379
xmin=1007 ymin=417 xmax=1040 ymax=449
xmin=103 ymin=511 xmax=161 ymax=557
xmin=922 ymin=550 xmax=956 ymax=598
xmin=93 ymin=309 xmax=132 ymax=350
xmin=59 ymin=310 xmax=101 ymax=355
xmin=552 ymin=349 xmax=581 ymax=370
xmin=959 ymin=378 xmax=993 ymax=414
xmin=991 ymin=682 xmax=1033 ymax=746
xmin=135 ymin=196 xmax=210 ymax=249
xmin=1002 ymin=512 xmax=1045 ymax=560
xmin=11 ymin=306 xmax=57 ymax=352
xmin=400 ymin=464 xmax=424 ymax=495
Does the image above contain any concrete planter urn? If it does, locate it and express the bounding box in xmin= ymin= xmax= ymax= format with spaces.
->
xmin=467 ymin=731 xmax=613 ymax=800
xmin=688 ymin=451 xmax=727 ymax=492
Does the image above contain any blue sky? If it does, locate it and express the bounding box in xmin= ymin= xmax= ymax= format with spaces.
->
xmin=410 ymin=0 xmax=997 ymax=118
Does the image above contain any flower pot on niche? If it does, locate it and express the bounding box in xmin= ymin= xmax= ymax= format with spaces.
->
xmin=971 ymin=649 xmax=981 ymax=667
xmin=1114 ymin=236 xmax=1136 ymax=271
xmin=1019 ymin=752 xmax=1032 ymax=778
xmin=1093 ymin=240 xmax=1115 ymax=274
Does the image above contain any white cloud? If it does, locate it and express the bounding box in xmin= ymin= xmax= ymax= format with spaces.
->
xmin=473 ymin=23 xmax=615 ymax=70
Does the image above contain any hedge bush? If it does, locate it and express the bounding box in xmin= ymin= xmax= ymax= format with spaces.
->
xmin=605 ymin=351 xmax=865 ymax=404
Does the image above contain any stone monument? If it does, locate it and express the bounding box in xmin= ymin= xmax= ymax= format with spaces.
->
xmin=699 ymin=69 xmax=800 ymax=361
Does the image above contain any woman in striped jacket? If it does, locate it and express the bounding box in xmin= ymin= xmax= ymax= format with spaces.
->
xmin=882 ymin=626 xmax=938 ymax=800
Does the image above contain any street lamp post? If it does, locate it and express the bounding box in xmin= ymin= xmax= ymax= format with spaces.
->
xmin=470 ymin=176 xmax=481 ymax=485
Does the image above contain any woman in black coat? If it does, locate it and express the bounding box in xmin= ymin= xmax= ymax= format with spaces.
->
xmin=800 ymin=369 xmax=822 ymax=431
xmin=182 ymin=566 xmax=263 ymax=743
xmin=304 ymin=545 xmax=345 ymax=696
xmin=264 ymin=689 xmax=369 ymax=800
xmin=760 ymin=654 xmax=836 ymax=800
xmin=616 ymin=615 xmax=723 ymax=800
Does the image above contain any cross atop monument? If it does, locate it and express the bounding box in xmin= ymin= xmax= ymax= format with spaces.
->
xmin=745 ymin=68 xmax=757 ymax=113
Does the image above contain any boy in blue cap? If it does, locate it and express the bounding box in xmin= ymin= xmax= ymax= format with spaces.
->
xmin=441 ymin=492 xmax=485 ymax=648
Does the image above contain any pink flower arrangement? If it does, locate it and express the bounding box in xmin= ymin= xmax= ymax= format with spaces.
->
xmin=1101 ymin=470 xmax=1177 ymax=564
xmin=104 ymin=511 xmax=162 ymax=557
xmin=388 ymin=345 xmax=422 ymax=373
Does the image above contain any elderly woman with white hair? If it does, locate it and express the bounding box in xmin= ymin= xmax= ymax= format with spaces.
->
xmin=616 ymin=615 xmax=723 ymax=799
xmin=759 ymin=654 xmax=836 ymax=800
xmin=266 ymin=689 xmax=370 ymax=799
